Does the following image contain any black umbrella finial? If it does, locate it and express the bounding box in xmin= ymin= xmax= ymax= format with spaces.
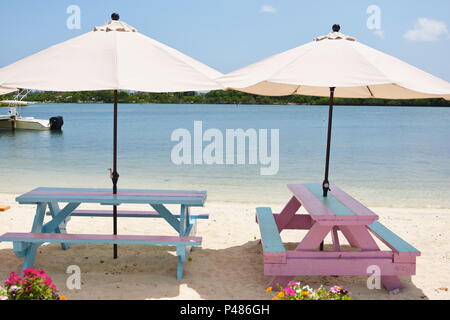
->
xmin=111 ymin=13 xmax=120 ymax=21
xmin=332 ymin=24 xmax=341 ymax=32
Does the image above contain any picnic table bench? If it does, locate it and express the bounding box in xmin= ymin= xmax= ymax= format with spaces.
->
xmin=256 ymin=183 xmax=420 ymax=292
xmin=0 ymin=187 xmax=208 ymax=280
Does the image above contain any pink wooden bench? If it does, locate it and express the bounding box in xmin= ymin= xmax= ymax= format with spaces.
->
xmin=256 ymin=183 xmax=420 ymax=293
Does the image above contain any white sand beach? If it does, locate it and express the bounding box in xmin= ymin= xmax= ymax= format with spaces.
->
xmin=0 ymin=192 xmax=449 ymax=300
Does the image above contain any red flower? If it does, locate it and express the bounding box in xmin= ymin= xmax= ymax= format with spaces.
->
xmin=44 ymin=276 xmax=53 ymax=285
xmin=4 ymin=272 xmax=24 ymax=286
xmin=22 ymin=267 xmax=41 ymax=278
xmin=38 ymin=269 xmax=47 ymax=277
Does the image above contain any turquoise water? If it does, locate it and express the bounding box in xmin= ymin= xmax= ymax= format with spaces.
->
xmin=1 ymin=103 xmax=449 ymax=208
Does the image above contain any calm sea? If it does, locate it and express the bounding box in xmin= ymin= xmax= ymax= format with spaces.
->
xmin=1 ymin=103 xmax=449 ymax=208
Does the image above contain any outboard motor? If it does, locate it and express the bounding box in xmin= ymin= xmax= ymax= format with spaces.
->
xmin=49 ymin=116 xmax=64 ymax=130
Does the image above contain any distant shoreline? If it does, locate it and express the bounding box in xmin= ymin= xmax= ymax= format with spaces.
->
xmin=1 ymin=102 xmax=449 ymax=108
xmin=1 ymin=89 xmax=449 ymax=107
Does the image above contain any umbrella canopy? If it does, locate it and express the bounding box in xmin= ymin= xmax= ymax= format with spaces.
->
xmin=218 ymin=25 xmax=450 ymax=197
xmin=0 ymin=14 xmax=223 ymax=258
xmin=0 ymin=18 xmax=222 ymax=92
xmin=218 ymin=27 xmax=450 ymax=99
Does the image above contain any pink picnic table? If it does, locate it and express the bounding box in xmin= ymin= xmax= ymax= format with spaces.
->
xmin=256 ymin=183 xmax=420 ymax=292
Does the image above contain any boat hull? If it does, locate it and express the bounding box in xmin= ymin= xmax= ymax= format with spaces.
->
xmin=0 ymin=118 xmax=51 ymax=131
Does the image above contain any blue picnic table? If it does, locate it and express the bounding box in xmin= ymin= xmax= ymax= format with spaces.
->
xmin=0 ymin=187 xmax=208 ymax=280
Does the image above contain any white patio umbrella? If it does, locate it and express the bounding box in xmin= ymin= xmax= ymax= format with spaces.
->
xmin=0 ymin=13 xmax=223 ymax=258
xmin=0 ymin=16 xmax=222 ymax=91
xmin=218 ymin=25 xmax=450 ymax=197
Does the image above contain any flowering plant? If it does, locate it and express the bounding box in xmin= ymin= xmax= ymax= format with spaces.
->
xmin=2 ymin=268 xmax=65 ymax=300
xmin=266 ymin=281 xmax=352 ymax=300
xmin=0 ymin=287 xmax=7 ymax=300
xmin=328 ymin=285 xmax=352 ymax=300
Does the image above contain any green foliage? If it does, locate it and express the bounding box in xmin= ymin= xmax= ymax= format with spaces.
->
xmin=1 ymin=90 xmax=449 ymax=106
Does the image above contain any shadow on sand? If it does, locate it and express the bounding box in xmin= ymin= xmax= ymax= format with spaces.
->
xmin=0 ymin=241 xmax=427 ymax=300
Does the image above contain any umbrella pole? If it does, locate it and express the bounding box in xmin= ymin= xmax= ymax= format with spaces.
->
xmin=322 ymin=87 xmax=335 ymax=198
xmin=112 ymin=90 xmax=119 ymax=259
xmin=320 ymin=87 xmax=335 ymax=251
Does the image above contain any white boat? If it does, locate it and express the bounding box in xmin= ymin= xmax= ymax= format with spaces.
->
xmin=0 ymin=100 xmax=37 ymax=105
xmin=0 ymin=107 xmax=63 ymax=131
xmin=0 ymin=90 xmax=63 ymax=131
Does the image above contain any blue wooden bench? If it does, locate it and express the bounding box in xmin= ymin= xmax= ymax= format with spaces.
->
xmin=368 ymin=221 xmax=420 ymax=254
xmin=256 ymin=207 xmax=286 ymax=263
xmin=1 ymin=187 xmax=208 ymax=280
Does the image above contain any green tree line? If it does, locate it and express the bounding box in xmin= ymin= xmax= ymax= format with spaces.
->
xmin=1 ymin=90 xmax=449 ymax=106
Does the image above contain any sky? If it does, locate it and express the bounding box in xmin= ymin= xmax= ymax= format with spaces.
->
xmin=0 ymin=0 xmax=449 ymax=80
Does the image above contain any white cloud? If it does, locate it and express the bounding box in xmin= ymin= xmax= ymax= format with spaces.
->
xmin=404 ymin=18 xmax=448 ymax=42
xmin=260 ymin=5 xmax=277 ymax=14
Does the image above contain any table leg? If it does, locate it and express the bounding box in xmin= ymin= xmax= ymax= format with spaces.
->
xmin=381 ymin=275 xmax=403 ymax=293
xmin=296 ymin=223 xmax=332 ymax=251
xmin=22 ymin=246 xmax=39 ymax=270
xmin=331 ymin=226 xmax=340 ymax=251
xmin=176 ymin=205 xmax=197 ymax=280
xmin=21 ymin=203 xmax=47 ymax=270
xmin=42 ymin=202 xmax=80 ymax=233
xmin=19 ymin=202 xmax=80 ymax=269
xmin=179 ymin=204 xmax=189 ymax=236
xmin=258 ymin=196 xmax=301 ymax=245
xmin=276 ymin=196 xmax=302 ymax=232
xmin=177 ymin=255 xmax=184 ymax=280
xmin=150 ymin=204 xmax=180 ymax=232
xmin=338 ymin=226 xmax=359 ymax=248
xmin=183 ymin=206 xmax=197 ymax=251
xmin=339 ymin=225 xmax=379 ymax=251
xmin=48 ymin=202 xmax=71 ymax=250
xmin=150 ymin=203 xmax=187 ymax=280
xmin=187 ymin=211 xmax=198 ymax=237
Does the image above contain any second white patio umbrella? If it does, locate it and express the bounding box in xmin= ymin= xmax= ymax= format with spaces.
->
xmin=0 ymin=13 xmax=223 ymax=258
xmin=218 ymin=24 xmax=450 ymax=197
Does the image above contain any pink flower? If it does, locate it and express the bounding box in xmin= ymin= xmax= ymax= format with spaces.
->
xmin=330 ymin=286 xmax=341 ymax=294
xmin=44 ymin=277 xmax=53 ymax=286
xmin=22 ymin=267 xmax=37 ymax=274
xmin=38 ymin=269 xmax=47 ymax=277
xmin=22 ymin=268 xmax=41 ymax=279
xmin=4 ymin=272 xmax=23 ymax=286
xmin=284 ymin=287 xmax=296 ymax=296
xmin=287 ymin=281 xmax=298 ymax=287
xmin=330 ymin=286 xmax=350 ymax=295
